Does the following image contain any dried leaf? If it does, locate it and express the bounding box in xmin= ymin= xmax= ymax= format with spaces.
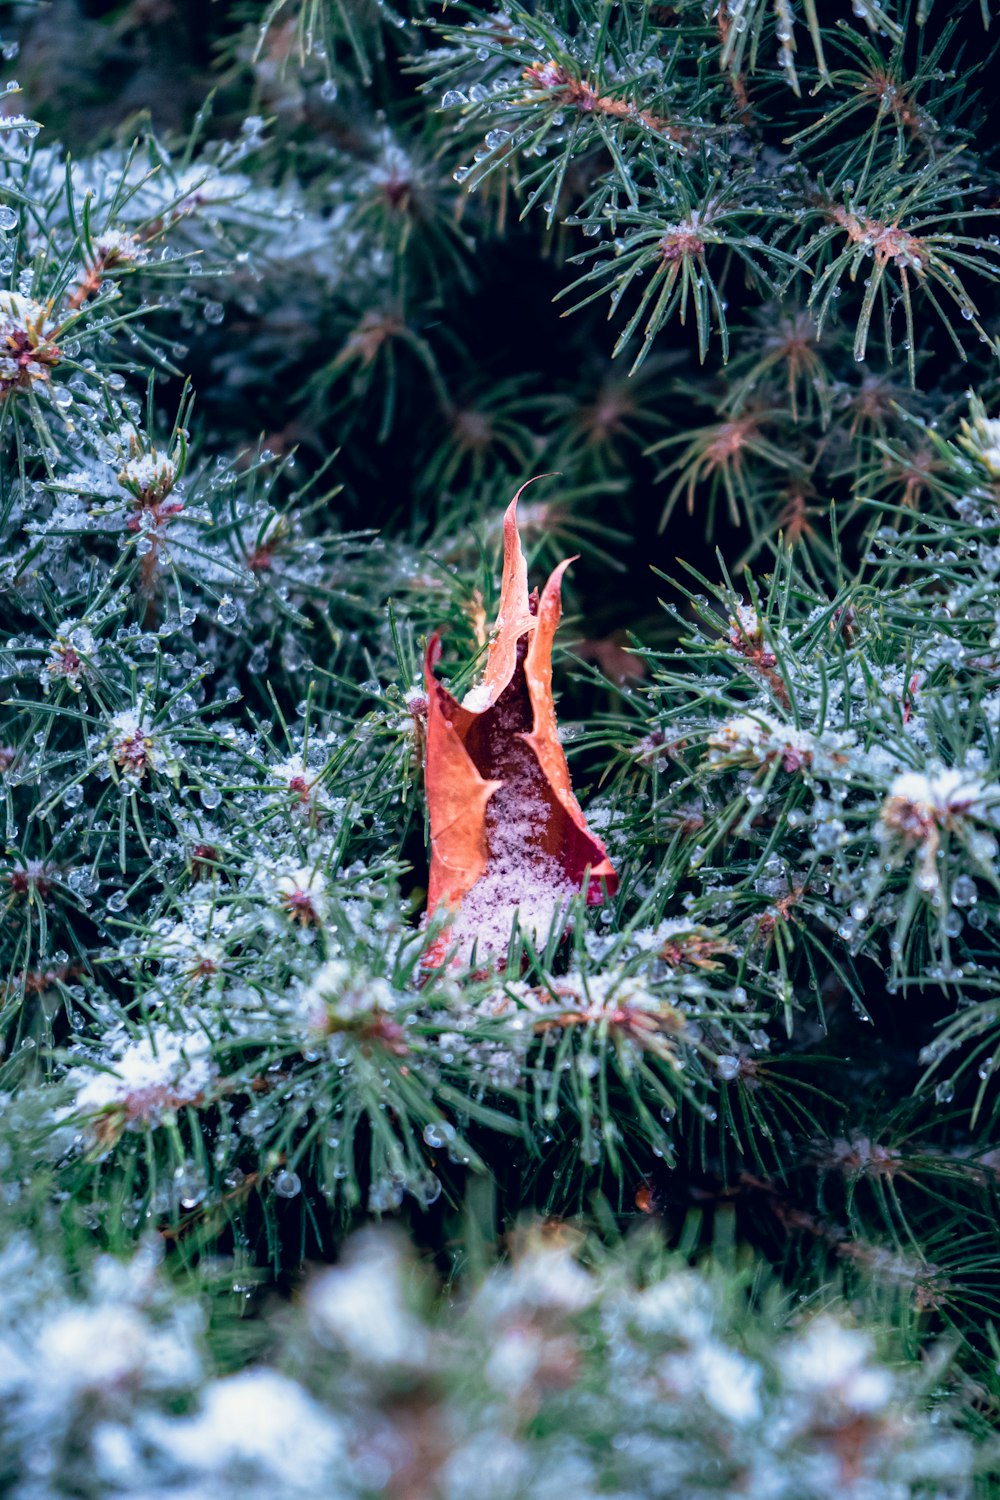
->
xmin=424 ymin=487 xmax=617 ymax=963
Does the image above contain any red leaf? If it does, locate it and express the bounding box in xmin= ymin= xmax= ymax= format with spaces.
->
xmin=424 ymin=488 xmax=617 ymax=963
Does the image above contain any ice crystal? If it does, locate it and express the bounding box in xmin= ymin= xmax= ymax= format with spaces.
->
xmin=108 ymin=710 xmax=167 ymax=781
xmin=0 ymin=290 xmax=59 ymax=396
xmin=67 ymin=1027 xmax=217 ymax=1128
xmin=276 ymin=866 xmax=329 ymax=925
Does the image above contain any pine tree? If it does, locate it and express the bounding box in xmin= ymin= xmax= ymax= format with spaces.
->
xmin=2 ymin=0 xmax=1000 ymax=1492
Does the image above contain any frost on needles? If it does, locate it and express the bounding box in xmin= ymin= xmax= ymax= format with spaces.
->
xmin=1 ymin=1 xmax=1000 ymax=1495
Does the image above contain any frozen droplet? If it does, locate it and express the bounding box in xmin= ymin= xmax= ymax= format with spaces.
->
xmin=415 ymin=1172 xmax=442 ymax=1205
xmin=203 ymin=300 xmax=225 ymax=325
xmin=581 ymin=1135 xmax=601 ymax=1165
xmin=106 ymin=890 xmax=128 ymax=912
xmin=441 ymin=90 xmax=466 ymax=108
xmin=0 ymin=205 xmax=18 ymax=231
xmin=368 ymin=1177 xmax=404 ymax=1211
xmin=934 ymin=1079 xmax=955 ymax=1104
xmin=174 ymin=1167 xmax=207 ymax=1209
xmin=199 ymin=786 xmax=222 ymax=809
xmin=217 ymin=595 xmax=238 ymax=625
xmin=273 ymin=1168 xmax=301 ymax=1198
xmin=716 ymin=1054 xmax=740 ymax=1081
